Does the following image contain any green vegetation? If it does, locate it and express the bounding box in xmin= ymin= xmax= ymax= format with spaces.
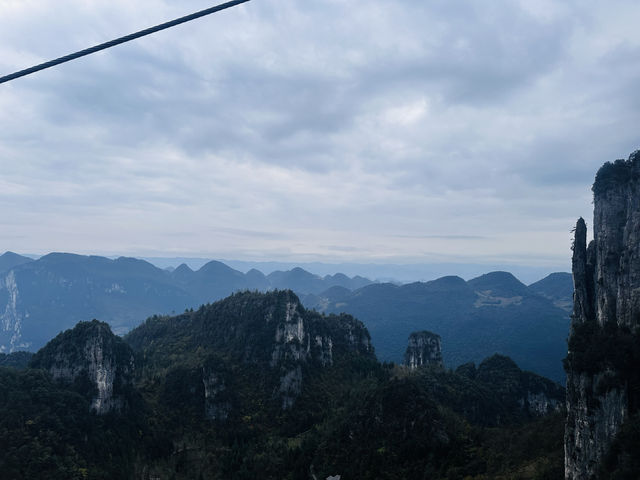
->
xmin=0 ymin=291 xmax=565 ymax=479
xmin=0 ymin=351 xmax=33 ymax=368
xmin=601 ymin=412 xmax=640 ymax=479
xmin=566 ymin=320 xmax=640 ymax=477
xmin=0 ymin=367 xmax=146 ymax=479
xmin=592 ymin=153 xmax=640 ymax=196
xmin=565 ymin=321 xmax=640 ymax=405
xmin=315 ymin=272 xmax=571 ymax=382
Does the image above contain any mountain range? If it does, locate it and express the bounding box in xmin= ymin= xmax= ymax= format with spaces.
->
xmin=305 ymin=271 xmax=572 ymax=382
xmin=0 ymin=290 xmax=565 ymax=479
xmin=0 ymin=251 xmax=572 ymax=382
xmin=0 ymin=252 xmax=373 ymax=353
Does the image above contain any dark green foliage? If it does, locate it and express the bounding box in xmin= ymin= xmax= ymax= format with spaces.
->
xmin=474 ymin=410 xmax=566 ymax=480
xmin=566 ymin=320 xmax=640 ymax=478
xmin=309 ymin=377 xmax=453 ymax=479
xmin=0 ymin=351 xmax=33 ymax=368
xmin=565 ymin=321 xmax=640 ymax=408
xmin=0 ymin=291 xmax=566 ymax=479
xmin=601 ymin=412 xmax=640 ymax=479
xmin=29 ymin=320 xmax=135 ymax=405
xmin=0 ymin=367 xmax=145 ymax=479
xmin=127 ymin=290 xmax=373 ymax=373
xmin=456 ymin=361 xmax=477 ymax=379
xmin=301 ymin=368 xmax=564 ymax=480
xmin=314 ymin=272 xmax=570 ymax=382
xmin=592 ymin=151 xmax=640 ymax=196
xmin=412 ymin=359 xmax=563 ymax=427
xmin=31 ymin=320 xmax=132 ymax=371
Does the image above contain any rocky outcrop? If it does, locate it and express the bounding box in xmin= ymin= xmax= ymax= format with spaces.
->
xmin=404 ymin=331 xmax=443 ymax=369
xmin=30 ymin=320 xmax=135 ymax=415
xmin=126 ymin=290 xmax=375 ymax=414
xmin=565 ymin=151 xmax=640 ymax=479
xmin=267 ymin=293 xmax=373 ymax=409
xmin=202 ymin=360 xmax=231 ymax=421
xmin=0 ymin=270 xmax=27 ymax=352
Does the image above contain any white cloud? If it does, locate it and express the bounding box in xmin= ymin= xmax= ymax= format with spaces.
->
xmin=0 ymin=0 xmax=638 ymax=268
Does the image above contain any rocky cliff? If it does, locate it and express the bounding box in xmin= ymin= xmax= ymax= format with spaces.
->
xmin=404 ymin=330 xmax=443 ymax=369
xmin=30 ymin=319 xmax=135 ymax=414
xmin=126 ymin=290 xmax=375 ymax=415
xmin=0 ymin=289 xmax=568 ymax=479
xmin=565 ymin=151 xmax=640 ymax=479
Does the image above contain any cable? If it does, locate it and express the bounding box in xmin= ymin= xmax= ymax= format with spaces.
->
xmin=0 ymin=0 xmax=251 ymax=85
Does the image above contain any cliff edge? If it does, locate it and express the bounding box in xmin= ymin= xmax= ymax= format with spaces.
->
xmin=565 ymin=151 xmax=640 ymax=479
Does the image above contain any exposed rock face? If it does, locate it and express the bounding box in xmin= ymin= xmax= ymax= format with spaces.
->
xmin=30 ymin=320 xmax=135 ymax=415
xmin=404 ymin=331 xmax=443 ymax=369
xmin=126 ymin=290 xmax=375 ymax=415
xmin=565 ymin=151 xmax=640 ymax=479
xmin=268 ymin=293 xmax=372 ymax=409
xmin=0 ymin=270 xmax=27 ymax=352
xmin=202 ymin=364 xmax=231 ymax=421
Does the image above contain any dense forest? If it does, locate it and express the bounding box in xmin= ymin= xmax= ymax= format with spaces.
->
xmin=0 ymin=291 xmax=565 ymax=479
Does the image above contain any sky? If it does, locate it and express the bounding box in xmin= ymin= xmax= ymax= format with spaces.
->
xmin=1 ymin=0 xmax=639 ymax=273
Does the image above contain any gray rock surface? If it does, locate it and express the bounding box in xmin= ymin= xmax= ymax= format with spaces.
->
xmin=404 ymin=330 xmax=443 ymax=369
xmin=565 ymin=151 xmax=640 ymax=479
xmin=30 ymin=320 xmax=134 ymax=415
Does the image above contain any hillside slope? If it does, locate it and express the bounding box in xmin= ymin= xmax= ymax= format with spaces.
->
xmin=0 ymin=290 xmax=565 ymax=479
xmin=0 ymin=254 xmax=372 ymax=353
xmin=308 ymin=271 xmax=571 ymax=381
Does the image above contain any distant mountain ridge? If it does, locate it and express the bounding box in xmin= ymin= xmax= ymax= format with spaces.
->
xmin=0 ymin=291 xmax=566 ymax=479
xmin=0 ymin=251 xmax=572 ymax=382
xmin=0 ymin=251 xmax=33 ymax=273
xmin=0 ymin=252 xmax=374 ymax=353
xmin=528 ymin=272 xmax=573 ymax=311
xmin=306 ymin=270 xmax=573 ymax=382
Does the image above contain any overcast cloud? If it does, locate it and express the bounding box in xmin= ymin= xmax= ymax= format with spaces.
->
xmin=1 ymin=0 xmax=639 ymax=269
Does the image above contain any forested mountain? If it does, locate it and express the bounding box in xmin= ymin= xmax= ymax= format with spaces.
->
xmin=0 ymin=251 xmax=33 ymax=273
xmin=0 ymin=252 xmax=572 ymax=384
xmin=0 ymin=251 xmax=572 ymax=383
xmin=307 ymin=271 xmax=571 ymax=382
xmin=0 ymin=253 xmax=195 ymax=351
xmin=0 ymin=290 xmax=565 ymax=479
xmin=0 ymin=253 xmax=373 ymax=353
xmin=528 ymin=272 xmax=573 ymax=311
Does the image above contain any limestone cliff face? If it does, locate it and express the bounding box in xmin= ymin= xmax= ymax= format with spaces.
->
xmin=30 ymin=320 xmax=135 ymax=415
xmin=126 ymin=290 xmax=375 ymax=415
xmin=0 ymin=270 xmax=27 ymax=352
xmin=202 ymin=362 xmax=231 ymax=421
xmin=404 ymin=331 xmax=443 ymax=369
xmin=266 ymin=292 xmax=372 ymax=409
xmin=565 ymin=151 xmax=640 ymax=479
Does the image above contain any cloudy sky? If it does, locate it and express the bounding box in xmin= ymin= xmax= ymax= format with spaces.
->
xmin=0 ymin=0 xmax=639 ymax=271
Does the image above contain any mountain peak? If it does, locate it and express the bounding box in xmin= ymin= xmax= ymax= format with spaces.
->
xmin=126 ymin=289 xmax=373 ymax=411
xmin=528 ymin=272 xmax=573 ymax=311
xmin=30 ymin=320 xmax=135 ymax=414
xmin=0 ymin=251 xmax=33 ymax=273
xmin=468 ymin=271 xmax=529 ymax=297
xmin=175 ymin=263 xmax=194 ymax=274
